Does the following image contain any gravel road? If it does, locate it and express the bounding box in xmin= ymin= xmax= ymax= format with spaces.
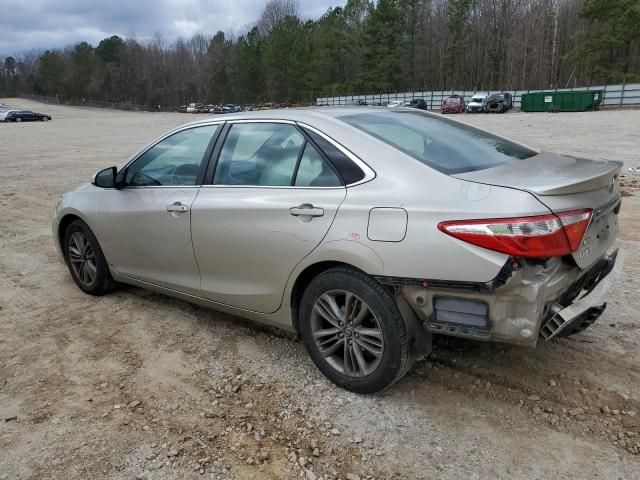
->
xmin=1 ymin=99 xmax=639 ymax=480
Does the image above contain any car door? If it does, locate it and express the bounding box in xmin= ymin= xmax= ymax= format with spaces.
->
xmin=99 ymin=123 xmax=221 ymax=294
xmin=191 ymin=121 xmax=347 ymax=313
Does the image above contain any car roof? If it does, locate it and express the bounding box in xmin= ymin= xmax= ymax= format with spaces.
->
xmin=179 ymin=106 xmax=403 ymax=128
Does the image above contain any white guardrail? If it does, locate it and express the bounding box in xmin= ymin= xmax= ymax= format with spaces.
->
xmin=316 ymin=82 xmax=640 ymax=110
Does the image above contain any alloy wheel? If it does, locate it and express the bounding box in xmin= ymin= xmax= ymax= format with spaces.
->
xmin=310 ymin=290 xmax=384 ymax=377
xmin=68 ymin=231 xmax=97 ymax=286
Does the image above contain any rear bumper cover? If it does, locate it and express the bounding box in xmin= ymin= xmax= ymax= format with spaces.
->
xmin=397 ymin=249 xmax=623 ymax=347
xmin=540 ymin=248 xmax=623 ymax=340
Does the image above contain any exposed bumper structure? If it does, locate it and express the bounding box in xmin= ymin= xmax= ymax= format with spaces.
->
xmin=397 ymin=249 xmax=623 ymax=347
xmin=540 ymin=248 xmax=622 ymax=340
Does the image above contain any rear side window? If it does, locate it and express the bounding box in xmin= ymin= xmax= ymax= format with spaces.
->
xmin=295 ymin=143 xmax=341 ymax=187
xmin=213 ymin=123 xmax=344 ymax=187
xmin=214 ymin=123 xmax=304 ymax=186
xmin=341 ymin=111 xmax=536 ymax=174
xmin=303 ymin=129 xmax=365 ymax=184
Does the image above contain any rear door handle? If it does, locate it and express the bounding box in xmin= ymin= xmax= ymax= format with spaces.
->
xmin=289 ymin=204 xmax=324 ymax=217
xmin=166 ymin=202 xmax=189 ymax=213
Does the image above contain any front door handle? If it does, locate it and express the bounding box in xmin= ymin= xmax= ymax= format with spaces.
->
xmin=166 ymin=202 xmax=189 ymax=213
xmin=289 ymin=204 xmax=324 ymax=217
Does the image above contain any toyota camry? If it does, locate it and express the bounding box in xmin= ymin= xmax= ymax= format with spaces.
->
xmin=53 ymin=108 xmax=623 ymax=393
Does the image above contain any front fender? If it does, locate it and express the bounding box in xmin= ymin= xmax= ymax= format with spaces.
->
xmin=53 ymin=185 xmax=104 ymax=262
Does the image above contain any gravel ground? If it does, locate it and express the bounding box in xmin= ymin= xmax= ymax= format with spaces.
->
xmin=1 ymin=99 xmax=640 ymax=480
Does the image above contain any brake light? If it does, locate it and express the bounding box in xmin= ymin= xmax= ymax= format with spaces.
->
xmin=438 ymin=209 xmax=592 ymax=258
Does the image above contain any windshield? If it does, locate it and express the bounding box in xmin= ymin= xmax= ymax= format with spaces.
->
xmin=340 ymin=111 xmax=537 ymax=174
xmin=489 ymin=94 xmax=504 ymax=101
xmin=471 ymin=96 xmax=484 ymax=102
xmin=445 ymin=98 xmax=460 ymax=105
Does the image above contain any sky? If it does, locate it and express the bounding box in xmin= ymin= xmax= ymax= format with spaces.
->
xmin=0 ymin=0 xmax=338 ymax=56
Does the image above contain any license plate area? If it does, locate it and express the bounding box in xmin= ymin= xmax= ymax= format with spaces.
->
xmin=573 ymin=203 xmax=619 ymax=269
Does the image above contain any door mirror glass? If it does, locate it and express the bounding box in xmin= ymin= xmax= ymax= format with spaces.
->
xmin=93 ymin=167 xmax=116 ymax=188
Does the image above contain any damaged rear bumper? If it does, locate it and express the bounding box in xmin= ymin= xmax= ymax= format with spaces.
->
xmin=540 ymin=248 xmax=623 ymax=340
xmin=392 ymin=249 xmax=623 ymax=347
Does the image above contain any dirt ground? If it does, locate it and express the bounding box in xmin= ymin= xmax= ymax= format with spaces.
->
xmin=1 ymin=98 xmax=640 ymax=480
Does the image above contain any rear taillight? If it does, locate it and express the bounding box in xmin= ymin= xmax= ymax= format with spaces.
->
xmin=438 ymin=209 xmax=592 ymax=258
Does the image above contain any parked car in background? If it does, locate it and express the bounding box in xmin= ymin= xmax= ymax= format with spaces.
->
xmin=407 ymin=98 xmax=428 ymax=110
xmin=466 ymin=94 xmax=487 ymax=113
xmin=0 ymin=108 xmax=15 ymax=122
xmin=485 ymin=93 xmax=513 ymax=113
xmin=4 ymin=110 xmax=52 ymax=122
xmin=186 ymin=103 xmax=205 ymax=113
xmin=255 ymin=103 xmax=274 ymax=110
xmin=54 ymin=107 xmax=622 ymax=393
xmin=387 ymin=100 xmax=404 ymax=108
xmin=223 ymin=104 xmax=242 ymax=114
xmin=441 ymin=95 xmax=465 ymax=114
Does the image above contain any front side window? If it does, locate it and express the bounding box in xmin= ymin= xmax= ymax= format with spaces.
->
xmin=125 ymin=125 xmax=218 ymax=186
xmin=341 ymin=111 xmax=536 ymax=174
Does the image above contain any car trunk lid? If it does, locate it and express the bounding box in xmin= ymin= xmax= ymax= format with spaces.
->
xmin=453 ymin=152 xmax=623 ymax=269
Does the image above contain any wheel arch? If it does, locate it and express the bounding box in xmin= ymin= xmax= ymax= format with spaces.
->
xmin=57 ymin=213 xmax=84 ymax=256
xmin=288 ymin=260 xmax=432 ymax=358
xmin=289 ymin=261 xmax=372 ymax=335
xmin=57 ymin=212 xmax=99 ymax=260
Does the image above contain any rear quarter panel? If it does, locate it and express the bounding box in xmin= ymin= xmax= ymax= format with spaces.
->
xmin=285 ymin=118 xmax=555 ymax=284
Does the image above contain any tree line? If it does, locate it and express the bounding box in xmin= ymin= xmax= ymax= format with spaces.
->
xmin=1 ymin=0 xmax=638 ymax=108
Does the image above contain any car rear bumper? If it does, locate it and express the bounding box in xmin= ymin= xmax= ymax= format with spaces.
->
xmin=395 ymin=249 xmax=623 ymax=347
xmin=540 ymin=249 xmax=622 ymax=340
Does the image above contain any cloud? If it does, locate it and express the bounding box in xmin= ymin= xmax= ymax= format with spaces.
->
xmin=0 ymin=0 xmax=339 ymax=56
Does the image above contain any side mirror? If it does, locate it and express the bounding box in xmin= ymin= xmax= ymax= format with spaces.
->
xmin=92 ymin=166 xmax=117 ymax=188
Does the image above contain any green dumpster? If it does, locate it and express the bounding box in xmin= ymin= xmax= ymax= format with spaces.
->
xmin=520 ymin=90 xmax=603 ymax=112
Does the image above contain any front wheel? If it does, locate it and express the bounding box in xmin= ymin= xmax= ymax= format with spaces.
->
xmin=15 ymin=117 xmax=21 ymax=123
xmin=63 ymin=219 xmax=115 ymax=295
xmin=299 ymin=267 xmax=413 ymax=393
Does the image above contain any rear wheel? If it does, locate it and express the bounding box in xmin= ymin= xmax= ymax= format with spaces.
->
xmin=299 ymin=267 xmax=412 ymax=393
xmin=42 ymin=116 xmax=49 ymax=122
xmin=63 ymin=219 xmax=114 ymax=295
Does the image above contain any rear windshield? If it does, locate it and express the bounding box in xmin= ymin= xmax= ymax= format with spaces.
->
xmin=340 ymin=111 xmax=536 ymax=174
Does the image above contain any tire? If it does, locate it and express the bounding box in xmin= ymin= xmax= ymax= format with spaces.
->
xmin=15 ymin=117 xmax=21 ymax=123
xmin=299 ymin=267 xmax=413 ymax=394
xmin=63 ymin=219 xmax=115 ymax=295
xmin=42 ymin=116 xmax=49 ymax=122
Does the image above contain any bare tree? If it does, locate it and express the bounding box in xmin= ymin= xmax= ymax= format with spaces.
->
xmin=257 ymin=0 xmax=299 ymax=36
